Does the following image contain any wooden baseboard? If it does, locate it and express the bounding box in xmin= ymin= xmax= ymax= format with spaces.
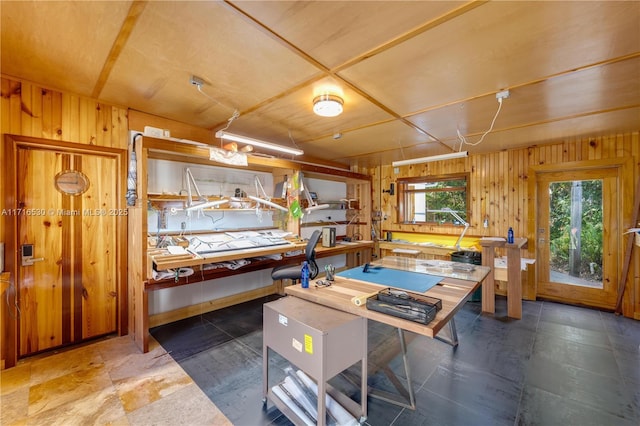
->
xmin=149 ymin=284 xmax=278 ymax=328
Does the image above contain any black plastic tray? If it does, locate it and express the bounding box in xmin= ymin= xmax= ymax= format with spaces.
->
xmin=366 ymin=288 xmax=442 ymax=325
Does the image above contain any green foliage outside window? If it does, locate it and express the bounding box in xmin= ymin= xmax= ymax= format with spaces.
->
xmin=398 ymin=174 xmax=468 ymax=225
xmin=549 ymin=180 xmax=603 ymax=281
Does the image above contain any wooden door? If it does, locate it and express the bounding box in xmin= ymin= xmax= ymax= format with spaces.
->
xmin=16 ymin=145 xmax=120 ymax=356
xmin=535 ymin=167 xmax=619 ymax=309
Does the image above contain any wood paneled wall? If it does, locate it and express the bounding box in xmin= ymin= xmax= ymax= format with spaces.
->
xmin=0 ymin=77 xmax=130 ymax=368
xmin=0 ymin=77 xmax=128 ymax=146
xmin=357 ymin=133 xmax=640 ymax=319
xmin=0 ymin=76 xmax=129 ymax=244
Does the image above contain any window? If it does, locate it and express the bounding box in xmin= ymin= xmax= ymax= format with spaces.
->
xmin=397 ymin=173 xmax=469 ymax=224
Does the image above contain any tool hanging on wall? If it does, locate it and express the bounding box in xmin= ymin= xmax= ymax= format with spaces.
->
xmin=615 ymin=175 xmax=640 ymax=314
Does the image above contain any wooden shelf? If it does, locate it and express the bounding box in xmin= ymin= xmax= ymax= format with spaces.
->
xmin=301 ymin=199 xmax=360 ymax=211
xmin=148 ymin=240 xmax=306 ymax=272
xmin=130 ymin=135 xmax=373 ymax=353
xmin=147 ymin=194 xmax=288 ymax=211
xmin=301 ymin=221 xmax=366 ymax=227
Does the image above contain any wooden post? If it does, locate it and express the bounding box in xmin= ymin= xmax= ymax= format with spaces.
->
xmin=506 ymin=238 xmax=528 ymax=319
xmin=480 ymin=238 xmax=527 ymax=319
xmin=479 ymin=239 xmax=502 ymax=314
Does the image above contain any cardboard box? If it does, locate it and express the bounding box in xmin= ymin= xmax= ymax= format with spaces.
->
xmin=322 ymin=227 xmax=336 ymax=247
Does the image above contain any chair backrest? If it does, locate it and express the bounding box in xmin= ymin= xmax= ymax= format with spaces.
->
xmin=305 ymin=230 xmax=321 ymax=262
xmin=305 ymin=230 xmax=321 ymax=279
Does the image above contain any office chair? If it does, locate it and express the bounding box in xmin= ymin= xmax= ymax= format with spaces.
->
xmin=271 ymin=230 xmax=321 ymax=283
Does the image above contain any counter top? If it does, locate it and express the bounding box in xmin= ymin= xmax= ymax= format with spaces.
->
xmin=146 ymin=239 xmax=374 ymax=288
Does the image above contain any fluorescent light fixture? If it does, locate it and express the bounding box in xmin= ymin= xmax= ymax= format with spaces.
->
xmin=392 ymin=151 xmax=468 ymax=167
xmin=248 ymin=195 xmax=289 ymax=212
xmin=313 ymin=94 xmax=344 ymax=117
xmin=185 ymin=199 xmax=229 ymax=212
xmin=215 ymin=131 xmax=303 ymax=156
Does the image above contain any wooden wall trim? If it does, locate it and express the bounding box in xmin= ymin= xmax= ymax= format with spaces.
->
xmin=148 ymin=284 xmax=277 ymax=328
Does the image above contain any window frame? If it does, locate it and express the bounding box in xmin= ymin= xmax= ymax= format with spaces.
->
xmin=396 ymin=172 xmax=470 ymax=225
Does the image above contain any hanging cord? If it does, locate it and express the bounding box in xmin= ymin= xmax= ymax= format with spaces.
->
xmin=457 ymin=97 xmax=505 ymax=151
xmin=196 ymin=84 xmax=221 ymax=108
xmin=395 ymin=137 xmax=406 ymax=162
xmin=216 ymin=109 xmax=241 ymax=148
xmin=288 ymin=130 xmax=303 ymax=156
xmin=202 ymin=211 xmax=225 ymax=228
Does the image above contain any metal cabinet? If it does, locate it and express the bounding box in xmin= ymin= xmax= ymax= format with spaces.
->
xmin=263 ymin=296 xmax=367 ymax=425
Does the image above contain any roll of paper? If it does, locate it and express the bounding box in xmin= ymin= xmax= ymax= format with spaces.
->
xmin=351 ymin=291 xmax=379 ymax=306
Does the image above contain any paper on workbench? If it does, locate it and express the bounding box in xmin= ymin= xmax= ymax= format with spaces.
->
xmin=167 ymin=245 xmax=188 ymax=255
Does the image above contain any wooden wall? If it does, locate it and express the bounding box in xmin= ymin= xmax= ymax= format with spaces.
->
xmin=356 ymin=133 xmax=640 ymax=319
xmin=0 ymin=77 xmax=130 ymax=367
xmin=1 ymin=75 xmax=637 ymax=325
xmin=0 ymin=76 xmax=129 ymax=248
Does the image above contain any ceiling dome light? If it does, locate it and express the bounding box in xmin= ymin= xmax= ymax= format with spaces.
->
xmin=313 ymin=94 xmax=344 ymax=117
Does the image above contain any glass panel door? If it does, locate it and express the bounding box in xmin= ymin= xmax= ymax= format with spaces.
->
xmin=536 ymin=168 xmax=618 ymax=309
xmin=548 ymin=179 xmax=603 ymax=288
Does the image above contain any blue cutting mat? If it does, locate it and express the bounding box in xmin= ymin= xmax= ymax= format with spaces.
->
xmin=337 ymin=265 xmax=442 ymax=293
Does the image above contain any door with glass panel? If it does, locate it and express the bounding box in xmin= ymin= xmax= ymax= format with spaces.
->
xmin=536 ymin=168 xmax=618 ymax=309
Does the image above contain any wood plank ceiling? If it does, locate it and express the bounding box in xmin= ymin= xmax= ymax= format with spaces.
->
xmin=1 ymin=1 xmax=639 ymax=168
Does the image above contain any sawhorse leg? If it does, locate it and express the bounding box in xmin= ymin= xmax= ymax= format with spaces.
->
xmin=367 ymin=328 xmax=416 ymax=409
xmin=343 ymin=318 xmax=459 ymax=411
xmin=342 ymin=327 xmax=417 ymax=410
xmin=434 ymin=317 xmax=459 ymax=347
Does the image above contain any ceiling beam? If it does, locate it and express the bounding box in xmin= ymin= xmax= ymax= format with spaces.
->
xmin=92 ymin=1 xmax=148 ymax=99
xmin=222 ymin=0 xmax=487 ymax=152
xmin=406 ymin=52 xmax=640 ymax=119
xmin=333 ymin=1 xmax=489 ymax=73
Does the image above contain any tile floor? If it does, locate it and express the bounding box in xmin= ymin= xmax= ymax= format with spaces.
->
xmin=2 ymin=295 xmax=639 ymax=426
xmin=151 ymin=295 xmax=639 ymax=426
xmin=0 ymin=334 xmax=232 ymax=425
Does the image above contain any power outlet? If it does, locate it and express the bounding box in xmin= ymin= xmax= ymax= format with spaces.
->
xmin=190 ymin=75 xmax=205 ymax=87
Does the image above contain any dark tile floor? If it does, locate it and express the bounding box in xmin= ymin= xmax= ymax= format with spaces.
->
xmin=150 ymin=296 xmax=640 ymax=426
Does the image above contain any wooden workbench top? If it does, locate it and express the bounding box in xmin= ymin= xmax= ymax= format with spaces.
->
xmin=285 ymin=260 xmax=485 ymax=338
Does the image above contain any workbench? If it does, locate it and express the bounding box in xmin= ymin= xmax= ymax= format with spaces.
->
xmin=286 ymin=256 xmax=490 ymax=340
xmin=283 ymin=256 xmax=491 ymax=410
xmin=137 ymin=240 xmax=374 ymax=352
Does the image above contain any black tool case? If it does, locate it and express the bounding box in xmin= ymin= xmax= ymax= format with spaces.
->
xmin=366 ymin=288 xmax=442 ymax=325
